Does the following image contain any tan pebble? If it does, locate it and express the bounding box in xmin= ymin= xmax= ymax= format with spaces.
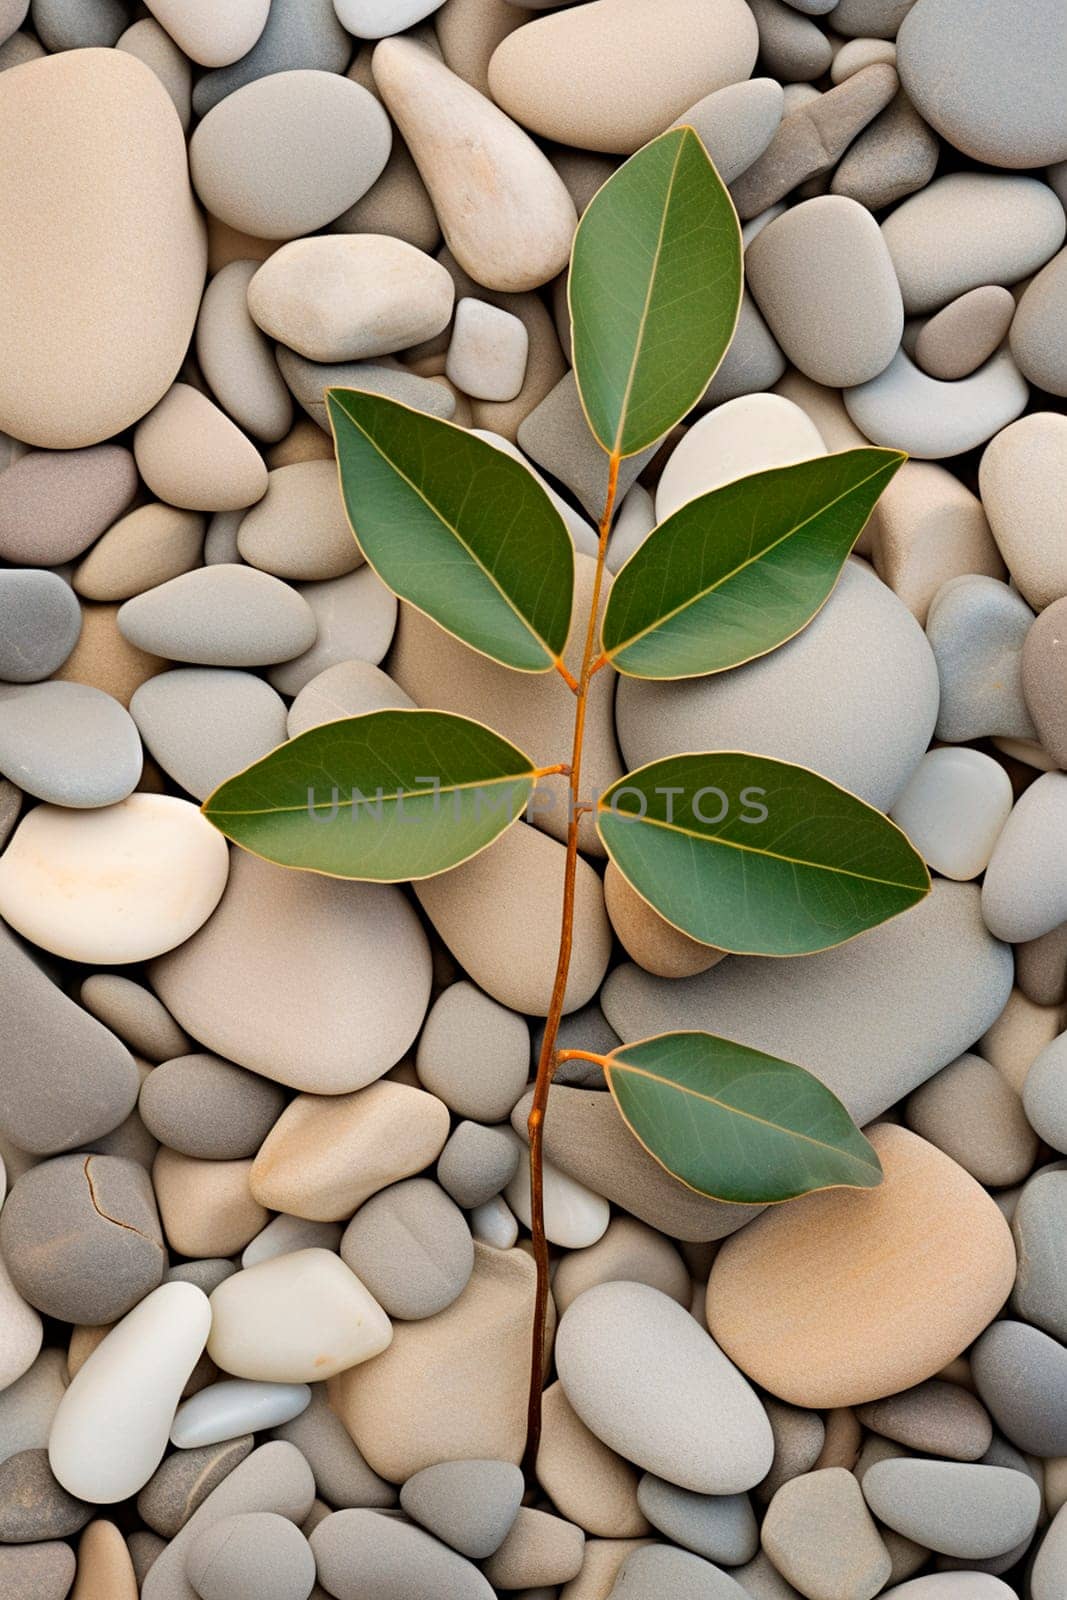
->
xmin=153 ymin=1149 xmax=268 ymax=1258
xmin=831 ymin=35 xmax=897 ymax=82
xmin=1023 ymin=597 xmax=1067 ymax=768
xmin=559 ymin=1538 xmax=656 ymax=1600
xmin=266 ymin=419 xmax=335 ymax=469
xmin=195 ymin=261 xmax=294 ymax=445
xmin=537 ymin=1381 xmax=649 ymax=1539
xmin=73 ymin=504 xmax=205 ymax=603
xmin=488 ymin=0 xmax=758 ymax=155
xmin=604 ymin=861 xmax=724 ymax=980
xmin=117 ymin=19 xmax=193 ymax=131
xmin=906 ymin=1052 xmax=1038 ymax=1188
xmin=1012 ymin=245 xmax=1067 ymax=398
xmin=249 ymin=1081 xmax=450 ymax=1221
xmin=446 ymin=298 xmax=529 ymax=403
xmin=53 ymin=603 xmax=167 ymax=707
xmin=706 ymin=1124 xmax=1017 ymax=1408
xmin=761 ymin=1468 xmax=891 ymax=1600
xmin=1017 ymin=922 xmax=1067 ymax=1008
xmin=68 ymin=1325 xmax=112 ymax=1381
xmin=134 ymin=383 xmax=268 ymax=513
xmin=814 ymin=1408 xmax=862 ymax=1472
xmin=72 ymin=1518 xmax=138 ymax=1600
xmin=373 ymin=38 xmax=576 ymax=293
xmin=237 ymin=461 xmax=361 ymax=582
xmin=482 ymin=1505 xmax=585 ymax=1589
xmin=436 ymin=0 xmax=530 ymax=96
xmin=551 ymin=1216 xmax=690 ymax=1317
xmin=330 ymin=1244 xmax=548 ymax=1481
xmin=915 ymin=286 xmax=1017 ymax=382
xmin=869 ymin=459 xmax=1005 ymax=625
xmin=144 ymin=0 xmax=269 ymax=69
xmin=979 ymin=986 xmax=1064 ymax=1095
xmin=0 ymin=49 xmax=205 ymax=448
xmin=334 ymin=51 xmax=440 ymax=254
xmin=206 ymin=213 xmax=279 ymax=275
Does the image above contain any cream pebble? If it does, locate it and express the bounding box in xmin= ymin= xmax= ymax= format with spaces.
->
xmin=446 ymin=298 xmax=530 ymax=402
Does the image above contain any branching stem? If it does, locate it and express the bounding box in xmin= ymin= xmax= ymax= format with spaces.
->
xmin=523 ymin=453 xmax=621 ymax=1478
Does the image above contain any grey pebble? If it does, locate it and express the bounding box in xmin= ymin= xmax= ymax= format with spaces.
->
xmin=193 ymin=0 xmax=351 ymax=117
xmin=856 ymin=1381 xmax=993 ymax=1462
xmin=533 ymin=1001 xmax=618 ymax=1088
xmin=286 ymin=659 xmax=413 ymax=739
xmin=637 ymin=1475 xmax=758 ymax=1566
xmin=609 ymin=1542 xmax=750 ymax=1599
xmin=0 ymin=1152 xmax=165 ymax=1324
xmin=671 ymin=78 xmax=784 ymax=186
xmin=971 ymin=1320 xmax=1067 ymax=1457
xmin=700 ymin=292 xmax=786 ymax=409
xmin=0 ymin=1539 xmax=77 ymax=1598
xmin=266 ymin=566 xmax=397 ymax=697
xmin=270 ymin=1385 xmax=394 ymax=1511
xmin=79 ymin=974 xmax=191 ymax=1064
xmin=416 ymin=980 xmax=529 ymax=1123
xmin=756 ymin=1399 xmax=825 ymax=1502
xmin=140 ymin=1053 xmax=286 ymax=1161
xmin=1011 ymin=1170 xmax=1067 ymax=1343
xmin=203 ymin=511 xmax=244 ymax=567
xmin=167 ymin=1259 xmax=239 ymax=1296
xmin=517 ymin=371 xmax=656 ymax=524
xmin=1033 ymin=1500 xmax=1067 ymax=1600
xmin=0 ymin=1449 xmax=90 ymax=1542
xmin=186 ymin=1510 xmax=316 ymax=1600
xmin=0 ymin=569 xmax=80 ymax=683
xmin=30 ymin=0 xmax=126 ymax=51
xmin=0 ymin=778 xmax=20 ymax=849
xmin=118 ymin=565 xmax=316 ymax=668
xmin=861 ymin=1458 xmax=1040 ymax=1561
xmin=831 ymin=91 xmax=940 ymax=211
xmin=137 ymin=1435 xmax=254 ymax=1539
xmin=0 ymin=1348 xmax=68 ymax=1466
xmin=1024 ymin=1031 xmax=1067 ymax=1151
xmin=131 ymin=667 xmax=289 ymax=802
xmin=340 ymin=1177 xmax=474 ymax=1320
xmin=437 ymin=1120 xmax=521 ymax=1210
xmin=310 ymin=1508 xmax=495 ymax=1600
xmin=275 ymin=346 xmax=455 ymax=433
xmin=0 ymin=680 xmax=142 ymax=807
xmin=926 ymin=576 xmax=1036 ymax=743
xmin=400 ymin=1458 xmax=523 ymax=1559
xmin=748 ymin=0 xmax=832 ymax=82
xmin=762 ymin=1467 xmax=891 ymax=1598
xmin=832 ymin=0 xmax=916 ymax=36
xmin=130 ymin=1530 xmax=168 ymax=1587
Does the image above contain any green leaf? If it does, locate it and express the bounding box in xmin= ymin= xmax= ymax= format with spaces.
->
xmin=602 ymin=449 xmax=906 ymax=679
xmin=569 ymin=126 xmax=742 ymax=460
xmin=327 ymin=388 xmax=574 ymax=673
xmin=202 ymin=709 xmax=540 ymax=881
xmin=601 ymin=1032 xmax=882 ymax=1203
xmin=597 ymin=752 xmax=930 ymax=956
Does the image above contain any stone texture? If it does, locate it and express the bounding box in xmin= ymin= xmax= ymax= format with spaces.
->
xmin=192 ymin=0 xmax=352 ymax=117
xmin=130 ymin=667 xmax=289 ymax=803
xmin=73 ymin=503 xmax=205 ymax=603
xmin=340 ymin=1177 xmax=473 ymax=1319
xmin=1011 ymin=1170 xmax=1067 ymax=1343
xmin=0 ymin=1450 xmax=90 ymax=1542
xmin=762 ymin=1469 xmax=891 ymax=1600
xmin=78 ymin=975 xmax=189 ymax=1064
xmin=981 ymin=412 xmax=1067 ymax=612
xmin=154 ymin=1150 xmax=267 ymax=1260
xmin=983 ymin=774 xmax=1067 ymax=944
xmin=265 ymin=565 xmax=398 ymax=697
xmin=269 ymin=1383 xmax=394 ymax=1511
xmin=139 ymin=1053 xmax=285 ymax=1161
xmin=916 ymin=287 xmax=1017 ymax=382
xmin=905 ymin=1053 xmax=1037 ymax=1189
xmin=536 ymin=1380 xmax=649 ymax=1539
xmin=856 ymin=1381 xmax=993 ymax=1462
xmin=862 ymin=1459 xmax=1041 ymax=1560
xmin=0 ymin=681 xmax=142 ymax=808
xmin=400 ymin=1458 xmax=523 ymax=1559
xmin=1023 ymin=597 xmax=1067 ymax=766
xmin=196 ymin=261 xmax=293 ymax=444
xmin=310 ymin=1508 xmax=494 ymax=1600
xmin=869 ymin=459 xmax=1004 ymax=626
xmin=0 ymin=445 xmax=137 ymax=566
xmin=831 ymin=89 xmax=939 ymax=211
xmin=415 ymin=980 xmax=529 ymax=1121
xmin=137 ymin=1436 xmax=254 ymax=1538
xmin=0 ymin=568 xmax=80 ymax=682
xmin=637 ymin=1475 xmax=757 ymax=1566
xmin=237 ymin=461 xmax=361 ymax=582
xmin=1012 ymin=246 xmax=1067 ymax=397
xmin=186 ymin=1510 xmax=315 ymax=1600
xmin=844 ymin=348 xmax=1029 ymax=461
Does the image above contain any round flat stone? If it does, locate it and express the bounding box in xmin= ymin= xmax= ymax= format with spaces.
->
xmin=0 ymin=1542 xmax=76 ymax=1598
xmin=0 ymin=1450 xmax=90 ymax=1541
xmin=844 ymin=347 xmax=1029 ymax=460
xmin=536 ymin=1379 xmax=648 ymax=1539
xmin=982 ymin=773 xmax=1067 ymax=944
xmin=856 ymin=1380 xmax=993 ymax=1462
xmin=133 ymin=384 xmax=267 ymax=513
xmin=0 ymin=681 xmax=142 ymax=808
xmin=915 ymin=286 xmax=1017 ymax=382
xmin=436 ymin=1120 xmax=521 ymax=1211
xmin=78 ymin=973 xmax=190 ymax=1063
xmin=144 ymin=0 xmax=270 ymax=69
xmin=118 ymin=565 xmax=315 ymax=668
xmin=187 ymin=1510 xmax=315 ymax=1600
xmin=897 ymin=0 xmax=1067 ymax=168
xmin=415 ymin=980 xmax=529 ymax=1122
xmin=237 ymin=461 xmax=362 ymax=582
xmin=266 ymin=566 xmax=397 ymax=697
xmin=400 ymin=1459 xmax=524 ymax=1559
xmin=171 ymin=1380 xmax=310 ymax=1450
xmin=1011 ymin=1170 xmax=1067 ymax=1343
xmin=136 ymin=1434 xmax=254 ymax=1537
xmin=310 ymin=1507 xmax=493 ymax=1600
xmin=0 ymin=794 xmax=230 ymax=965
xmin=980 ymin=412 xmax=1067 ymax=612
xmin=139 ymin=1052 xmax=286 ymax=1160
xmin=905 ymin=1053 xmax=1037 ymax=1190
xmin=340 ymin=1177 xmax=473 ymax=1320
xmin=130 ymin=667 xmax=289 ymax=802
xmin=972 ymin=1319 xmax=1067 ymax=1456
xmin=72 ymin=502 xmax=205 ymax=603
xmin=1024 ymin=1032 xmax=1067 ymax=1152
xmin=762 ymin=1468 xmax=891 ymax=1599
xmin=706 ymin=1125 xmax=1017 ymax=1408
xmin=0 ymin=569 xmax=80 ymax=682
xmin=0 ymin=444 xmax=137 ymax=566
xmin=192 ymin=0 xmax=352 ymax=117
xmin=637 ymin=1475 xmax=757 ymax=1565
xmin=655 ymin=393 xmax=825 ymax=523
xmin=861 ymin=1459 xmax=1040 ymax=1560
xmin=889 ymin=747 xmax=1013 ymax=881
xmin=926 ymin=575 xmax=1035 ymax=743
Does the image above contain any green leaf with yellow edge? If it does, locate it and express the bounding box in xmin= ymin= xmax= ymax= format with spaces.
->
xmin=327 ymin=388 xmax=573 ymax=673
xmin=597 ymin=752 xmax=930 ymax=956
xmin=202 ymin=709 xmax=540 ymax=880
xmin=596 ymin=1031 xmax=882 ymax=1203
xmin=602 ymin=449 xmax=906 ymax=678
xmin=569 ymin=126 xmax=742 ymax=459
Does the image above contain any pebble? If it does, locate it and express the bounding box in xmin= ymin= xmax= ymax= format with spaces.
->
xmin=1023 ymin=600 xmax=1067 ymax=768
xmin=637 ymin=1476 xmax=757 ymax=1566
xmin=400 ymin=1458 xmax=523 ymax=1557
xmin=831 ymin=89 xmax=939 ymax=212
xmin=748 ymin=0 xmax=832 ymax=83
xmin=505 ymin=1133 xmax=610 ymax=1250
xmin=79 ymin=975 xmax=190 ymax=1064
xmin=862 ymin=1459 xmax=1041 ymax=1560
xmin=0 ymin=681 xmax=142 ymax=808
xmin=139 ymin=1053 xmax=286 ymax=1161
xmin=416 ymin=980 xmax=529 ymax=1122
xmin=330 ymin=1244 xmax=540 ymax=1480
xmin=118 ymin=18 xmax=193 ymax=133
xmin=152 ymin=850 xmax=430 ymax=1093
xmin=1017 ymin=924 xmax=1067 ymax=1009
xmin=889 ymin=748 xmax=1013 ymax=880
xmin=981 ymin=412 xmax=1067 ymax=612
xmin=470 ymin=1194 xmax=518 ymax=1249
xmin=0 ymin=1348 xmax=68 ymax=1466
xmin=0 ymin=795 xmax=230 ymax=965
xmin=193 ymin=0 xmax=352 ymax=118
xmin=927 ymin=575 xmax=1036 ymax=742
xmin=672 ymin=78 xmax=783 ymax=185
xmin=133 ymin=384 xmax=267 ymax=513
xmin=249 ymin=234 xmax=453 ymax=362
xmin=906 ymin=1053 xmax=1038 ymax=1189
xmin=897 ymin=0 xmax=1067 ymax=169
xmin=447 ymin=296 xmax=529 ymax=402
xmin=483 ymin=1506 xmax=585 ymax=1588
xmin=983 ymin=774 xmax=1067 ymax=942
xmin=0 ymin=1542 xmax=76 ymax=1598
xmin=73 ymin=503 xmax=205 ymax=603
xmin=831 ymin=36 xmax=898 ymax=82
xmin=604 ymin=1542 xmax=750 ymax=1598
xmin=551 ymin=1215 xmax=690 ymax=1317
xmin=845 ymin=347 xmax=1029 ymax=460
xmin=517 ymin=370 xmax=655 ymax=523
xmin=605 ymin=860 xmax=724 ymax=980
xmin=49 ymin=1283 xmax=211 ymax=1504
xmin=0 ymin=918 xmax=140 ymax=1155
xmin=171 ymin=1380 xmax=310 ymax=1450
xmin=195 ymin=261 xmax=293 ymax=444
xmin=869 ymin=458 xmax=1004 ymax=625
xmin=1012 ymin=246 xmax=1067 ymax=397
xmin=706 ymin=1125 xmax=1016 ymax=1408
xmin=118 ymin=565 xmax=312 ymax=666
xmin=0 ymin=1450 xmax=89 ymax=1542
xmin=310 ymin=1508 xmax=494 ymax=1600
xmin=1011 ymin=1170 xmax=1067 ymax=1342
xmin=0 ymin=1245 xmax=41 ymax=1392
xmin=536 ymin=1379 xmax=648 ymax=1539
xmin=883 ymin=175 xmax=1066 ymax=317
xmin=131 ymin=667 xmax=288 ymax=803
xmin=236 ymin=461 xmax=361 ymax=581
xmin=556 ymin=1282 xmax=772 ymax=1495
xmin=875 ymin=1582 xmax=1014 ymax=1600
xmin=137 ymin=1436 xmax=254 ymax=1538
xmin=154 ymin=1150 xmax=267 ymax=1259
xmin=915 ymin=287 xmax=1016 ymax=383
xmin=53 ymin=600 xmax=167 ymax=709
xmin=243 ymin=1215 xmax=342 ymax=1268
xmin=618 ymin=560 xmax=937 ymax=812
xmin=762 ymin=1468 xmax=891 ymax=1599
xmin=267 ymin=565 xmax=397 ymax=696
xmin=71 ymin=1516 xmax=139 ymax=1600
xmin=856 ymin=1381 xmax=993 ymax=1462
xmin=207 ymin=1249 xmax=392 ymax=1383
xmin=144 ymin=0 xmax=270 ymax=69
xmin=187 ymin=1510 xmax=314 ymax=1600
xmin=655 ymin=392 xmax=825 ymax=522
xmin=251 ymin=1081 xmax=449 ymax=1220
xmin=278 ymin=347 xmax=456 ymax=432
xmin=338 ymin=0 xmax=447 ymax=36
xmin=270 ymin=1382 xmax=394 ymax=1510
xmin=436 ymin=1119 xmax=521 ymax=1210
xmin=0 ymin=1152 xmax=164 ymax=1324
xmin=757 ymin=1401 xmax=827 ymax=1502
xmin=1034 ymin=1502 xmax=1067 ymax=1600
xmin=1024 ymin=1033 xmax=1067 ymax=1151
xmin=0 ymin=445 xmax=138 ymax=566
xmin=340 ymin=1177 xmax=473 ymax=1319
xmin=191 ymin=71 xmax=389 ymax=242
xmin=32 ymin=0 xmax=126 ymax=49
xmin=0 ymin=568 xmax=80 ymax=682
xmin=0 ymin=50 xmax=205 ymax=449
xmin=286 ymin=658 xmax=413 ymax=736
xmin=746 ymin=196 xmax=902 ymax=386
xmin=700 ymin=290 xmax=787 ymax=410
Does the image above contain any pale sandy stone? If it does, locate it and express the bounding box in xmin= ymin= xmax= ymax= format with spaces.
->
xmin=488 ymin=0 xmax=758 ymax=154
xmin=552 ymin=1217 xmax=690 ymax=1318
xmin=560 ymin=1539 xmax=657 ymax=1600
xmin=266 ymin=565 xmax=398 ymax=696
xmin=237 ymin=461 xmax=362 ymax=581
xmin=762 ymin=1469 xmax=891 ymax=1599
xmin=889 ymin=748 xmax=1013 ymax=881
xmin=916 ymin=287 xmax=1017 ymax=382
xmin=706 ymin=1125 xmax=1017 ymax=1408
xmin=604 ymin=860 xmax=724 ymax=979
xmin=0 ymin=1252 xmax=42 ymax=1393
xmin=0 ymin=795 xmax=229 ymax=966
xmin=671 ymin=78 xmax=783 ymax=186
xmin=286 ymin=659 xmax=413 ymax=736
xmin=117 ymin=19 xmax=193 ymax=131
xmin=330 ymin=1244 xmax=546 ymax=1480
xmin=446 ymin=298 xmax=529 ymax=402
xmin=145 ymin=0 xmax=270 ymax=67
xmin=926 ymin=575 xmax=1036 ymax=744
xmin=906 ymin=1053 xmax=1038 ymax=1189
xmin=482 ymin=1505 xmax=585 ymax=1588
xmin=749 ymin=0 xmax=832 ymax=82
xmin=869 ymin=459 xmax=1004 ymax=624
xmin=335 ymin=0 xmax=446 ymax=35
xmin=73 ymin=504 xmax=205 ymax=603
xmin=118 ymin=565 xmax=315 ymax=667
xmin=436 ymin=0 xmax=531 ymax=97
xmin=537 ymin=1381 xmax=649 ymax=1538
xmin=831 ymin=35 xmax=897 ymax=81
xmin=980 ymin=985 xmax=1064 ymax=1096
xmin=844 ymin=347 xmax=1028 ymax=460
xmin=1012 ymin=247 xmax=1067 ymax=397
xmin=334 ymin=46 xmax=440 ymax=253
xmin=53 ymin=602 xmax=167 ymax=708
xmin=153 ymin=1150 xmax=267 ymax=1259
xmin=0 ymin=49 xmax=206 ymax=448
xmin=656 ymin=393 xmax=825 ymax=522
xmin=134 ymin=384 xmax=267 ymax=513
xmin=373 ymin=37 xmax=576 ymax=292
xmin=195 ymin=261 xmax=294 ymax=444
xmin=980 ymin=412 xmax=1067 ymax=612
xmin=983 ymin=774 xmax=1067 ymax=945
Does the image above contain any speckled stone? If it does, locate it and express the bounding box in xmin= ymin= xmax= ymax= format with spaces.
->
xmin=130 ymin=667 xmax=289 ymax=803
xmin=0 ymin=1540 xmax=77 ymax=1598
xmin=861 ymin=1458 xmax=1041 ymax=1560
xmin=0 ymin=1450 xmax=90 ymax=1542
xmin=0 ymin=446 xmax=137 ymax=565
xmin=0 ymin=568 xmax=81 ymax=683
xmin=139 ymin=1053 xmax=286 ymax=1161
xmin=637 ymin=1475 xmax=758 ymax=1566
xmin=400 ymin=1458 xmax=523 ymax=1558
xmin=762 ymin=1468 xmax=891 ymax=1599
xmin=78 ymin=975 xmax=190 ymax=1064
xmin=857 ymin=1381 xmax=993 ymax=1462
xmin=972 ymin=1320 xmax=1067 ymax=1457
xmin=0 ymin=680 xmax=143 ymax=808
xmin=436 ymin=1120 xmax=521 ymax=1210
xmin=193 ymin=0 xmax=352 ymax=117
xmin=269 ymin=1384 xmax=395 ymax=1511
xmin=137 ymin=1436 xmax=254 ymax=1538
xmin=340 ymin=1177 xmax=473 ymax=1320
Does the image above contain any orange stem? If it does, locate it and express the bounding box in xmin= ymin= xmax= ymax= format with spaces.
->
xmin=523 ymin=452 xmax=620 ymax=1478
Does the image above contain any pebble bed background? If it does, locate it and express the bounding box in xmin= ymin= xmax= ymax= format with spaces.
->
xmin=0 ymin=0 xmax=1066 ymax=1597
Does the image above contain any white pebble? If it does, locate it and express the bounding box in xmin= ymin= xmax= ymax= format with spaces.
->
xmin=170 ymin=1379 xmax=311 ymax=1449
xmin=890 ymin=747 xmax=1014 ymax=881
xmin=446 ymin=298 xmax=530 ymax=403
xmin=471 ymin=1195 xmax=520 ymax=1250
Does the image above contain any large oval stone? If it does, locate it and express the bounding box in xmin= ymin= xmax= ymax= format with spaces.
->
xmin=0 ymin=48 xmax=205 ymax=447
xmin=706 ymin=1125 xmax=1016 ymax=1408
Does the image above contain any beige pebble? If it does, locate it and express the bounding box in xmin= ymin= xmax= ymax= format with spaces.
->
xmin=266 ymin=565 xmax=397 ymax=696
xmin=153 ymin=1149 xmax=267 ymax=1258
xmin=373 ymin=37 xmax=576 ymax=292
xmin=980 ymin=985 xmax=1064 ymax=1095
xmin=195 ymin=261 xmax=294 ymax=444
xmin=844 ymin=346 xmax=1029 ymax=461
xmin=144 ymin=0 xmax=269 ymax=69
xmin=435 ymin=0 xmax=530 ymax=97
xmin=267 ymin=419 xmax=335 ymax=469
xmin=604 ymin=860 xmax=723 ymax=980
xmin=671 ymin=78 xmax=784 ymax=187
xmin=831 ymin=35 xmax=897 ymax=81
xmin=249 ymin=1081 xmax=450 ymax=1221
xmin=134 ymin=384 xmax=267 ymax=513
xmin=1012 ymin=245 xmax=1067 ymax=398
xmin=334 ymin=48 xmax=440 ymax=254
xmin=73 ymin=504 xmax=205 ymax=603
xmin=537 ymin=1381 xmax=649 ymax=1538
xmin=0 ymin=49 xmax=205 ymax=448
xmin=1023 ymin=596 xmax=1067 ymax=767
xmin=446 ymin=297 xmax=529 ymax=402
xmin=869 ymin=459 xmax=1005 ymax=625
xmin=915 ymin=286 xmax=1017 ymax=382
xmin=831 ymin=88 xmax=940 ymax=212
xmin=117 ymin=19 xmax=193 ymax=131
xmin=707 ymin=1125 xmax=1017 ymax=1408
xmin=552 ymin=1216 xmax=691 ymax=1317
xmin=748 ymin=0 xmax=832 ymax=83
xmin=237 ymin=461 xmax=362 ymax=581
xmin=248 ymin=234 xmax=454 ymax=362
xmin=905 ymin=1053 xmax=1039 ymax=1189
xmin=980 ymin=412 xmax=1067 ymax=611
xmin=0 ymin=443 xmax=137 ymax=567
xmin=560 ymin=1539 xmax=656 ymax=1600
